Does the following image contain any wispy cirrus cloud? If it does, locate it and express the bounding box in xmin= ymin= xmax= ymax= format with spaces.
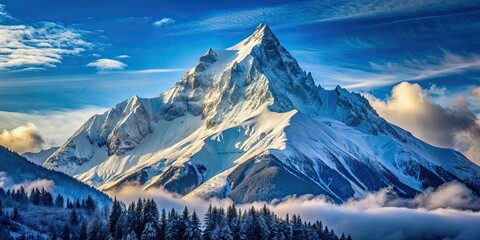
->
xmin=297 ymin=51 xmax=480 ymax=89
xmin=87 ymin=58 xmax=127 ymax=70
xmin=0 ymin=5 xmax=92 ymax=72
xmin=153 ymin=18 xmax=175 ymax=27
xmin=173 ymin=0 xmax=478 ymax=34
xmin=0 ymin=4 xmax=13 ymax=22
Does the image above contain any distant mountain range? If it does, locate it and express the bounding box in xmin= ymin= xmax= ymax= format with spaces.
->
xmin=43 ymin=24 xmax=480 ymax=203
xmin=0 ymin=146 xmax=110 ymax=204
xmin=22 ymin=147 xmax=59 ymax=166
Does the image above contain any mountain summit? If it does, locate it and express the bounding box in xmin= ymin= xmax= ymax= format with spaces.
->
xmin=44 ymin=25 xmax=480 ymax=203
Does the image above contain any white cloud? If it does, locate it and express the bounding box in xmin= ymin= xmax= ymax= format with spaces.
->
xmin=0 ymin=123 xmax=44 ymax=153
xmin=109 ymin=182 xmax=480 ymax=240
xmin=87 ymin=58 xmax=127 ymax=70
xmin=115 ymin=54 xmax=130 ymax=59
xmin=153 ymin=18 xmax=175 ymax=27
xmin=0 ymin=6 xmax=91 ymax=72
xmin=0 ymin=107 xmax=107 ymax=149
xmin=365 ymin=82 xmax=480 ymax=164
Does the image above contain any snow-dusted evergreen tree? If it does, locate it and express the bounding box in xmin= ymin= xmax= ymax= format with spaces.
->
xmin=240 ymin=206 xmax=269 ymax=240
xmin=165 ymin=208 xmax=179 ymax=240
xmin=203 ymin=204 xmax=215 ymax=240
xmin=141 ymin=222 xmax=158 ymax=240
xmin=158 ymin=208 xmax=167 ymax=240
xmin=134 ymin=198 xmax=144 ymax=238
xmin=178 ymin=206 xmax=190 ymax=240
xmin=126 ymin=230 xmax=138 ymax=240
xmin=185 ymin=210 xmax=201 ymax=240
xmin=0 ymin=192 xmax=349 ymax=240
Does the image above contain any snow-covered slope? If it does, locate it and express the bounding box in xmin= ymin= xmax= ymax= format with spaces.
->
xmin=44 ymin=24 xmax=480 ymax=203
xmin=22 ymin=147 xmax=59 ymax=165
xmin=0 ymin=146 xmax=110 ymax=204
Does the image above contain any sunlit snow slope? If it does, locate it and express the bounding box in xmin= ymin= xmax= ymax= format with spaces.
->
xmin=44 ymin=24 xmax=480 ymax=203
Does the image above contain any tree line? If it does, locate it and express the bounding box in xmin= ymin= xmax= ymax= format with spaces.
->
xmin=0 ymin=186 xmax=353 ymax=240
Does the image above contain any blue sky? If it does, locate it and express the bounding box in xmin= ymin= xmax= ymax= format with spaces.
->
xmin=0 ymin=0 xmax=479 ymax=154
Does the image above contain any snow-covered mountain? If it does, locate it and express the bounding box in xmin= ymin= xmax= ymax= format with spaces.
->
xmin=22 ymin=147 xmax=59 ymax=165
xmin=0 ymin=146 xmax=110 ymax=204
xmin=44 ymin=24 xmax=480 ymax=203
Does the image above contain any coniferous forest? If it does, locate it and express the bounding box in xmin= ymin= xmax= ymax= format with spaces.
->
xmin=0 ymin=186 xmax=353 ymax=240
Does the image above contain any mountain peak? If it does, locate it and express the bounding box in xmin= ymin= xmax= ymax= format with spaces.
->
xmin=229 ymin=23 xmax=279 ymax=52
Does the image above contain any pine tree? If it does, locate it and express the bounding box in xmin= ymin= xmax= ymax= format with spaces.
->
xmin=144 ymin=199 xmax=159 ymax=228
xmin=55 ymin=194 xmax=64 ymax=208
xmin=66 ymin=199 xmax=73 ymax=209
xmin=158 ymin=208 xmax=167 ymax=240
xmin=134 ymin=198 xmax=144 ymax=238
xmin=178 ymin=206 xmax=189 ymax=240
xmin=126 ymin=231 xmax=137 ymax=240
xmin=109 ymin=197 xmax=122 ymax=238
xmin=40 ymin=188 xmax=53 ymax=206
xmin=203 ymin=205 xmax=214 ymax=240
xmin=70 ymin=210 xmax=79 ymax=225
xmin=141 ymin=222 xmax=158 ymax=240
xmin=30 ymin=188 xmax=40 ymax=205
xmin=346 ymin=234 xmax=353 ymax=240
xmin=87 ymin=217 xmax=103 ymax=240
xmin=217 ymin=221 xmax=233 ymax=240
xmin=185 ymin=210 xmax=201 ymax=240
xmin=79 ymin=222 xmax=87 ymax=240
xmin=62 ymin=225 xmax=70 ymax=240
xmin=85 ymin=195 xmax=96 ymax=215
xmin=226 ymin=204 xmax=239 ymax=239
xmin=165 ymin=208 xmax=179 ymax=240
xmin=12 ymin=207 xmax=19 ymax=221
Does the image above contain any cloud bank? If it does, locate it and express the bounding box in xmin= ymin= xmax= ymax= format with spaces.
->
xmin=0 ymin=123 xmax=44 ymax=153
xmin=0 ymin=107 xmax=106 ymax=150
xmin=365 ymin=82 xmax=480 ymax=164
xmin=87 ymin=58 xmax=127 ymax=70
xmin=108 ymin=182 xmax=480 ymax=240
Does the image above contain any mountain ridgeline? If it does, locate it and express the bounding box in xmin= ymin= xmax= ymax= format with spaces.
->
xmin=43 ymin=24 xmax=480 ymax=203
xmin=0 ymin=146 xmax=110 ymax=204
